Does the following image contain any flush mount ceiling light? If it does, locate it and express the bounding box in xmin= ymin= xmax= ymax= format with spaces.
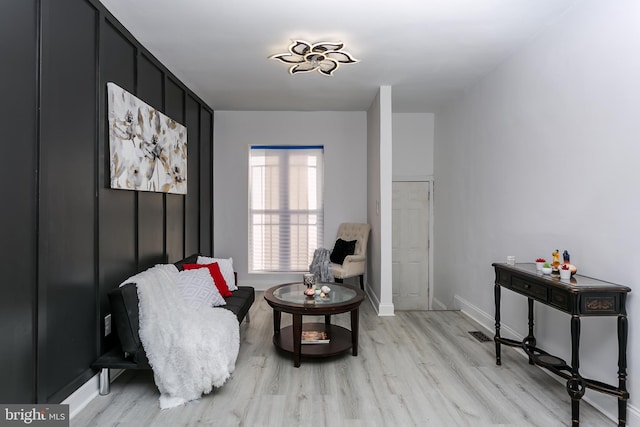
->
xmin=269 ymin=40 xmax=358 ymax=76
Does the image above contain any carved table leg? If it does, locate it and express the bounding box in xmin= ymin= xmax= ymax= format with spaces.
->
xmin=494 ymin=283 xmax=502 ymax=365
xmin=525 ymin=298 xmax=536 ymax=365
xmin=567 ymin=315 xmax=585 ymax=427
xmin=618 ymin=303 xmax=628 ymax=426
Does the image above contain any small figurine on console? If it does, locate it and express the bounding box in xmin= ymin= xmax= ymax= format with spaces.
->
xmin=551 ymin=249 xmax=561 ymax=270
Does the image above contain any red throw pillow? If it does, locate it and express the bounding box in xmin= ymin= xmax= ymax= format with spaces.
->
xmin=182 ymin=263 xmax=232 ymax=297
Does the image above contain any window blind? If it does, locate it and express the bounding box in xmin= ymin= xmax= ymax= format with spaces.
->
xmin=249 ymin=146 xmax=324 ymax=272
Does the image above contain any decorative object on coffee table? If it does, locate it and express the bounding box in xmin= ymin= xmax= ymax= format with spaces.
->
xmin=303 ymin=273 xmax=315 ymax=289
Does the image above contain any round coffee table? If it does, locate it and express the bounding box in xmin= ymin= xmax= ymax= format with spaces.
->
xmin=264 ymin=282 xmax=365 ymax=367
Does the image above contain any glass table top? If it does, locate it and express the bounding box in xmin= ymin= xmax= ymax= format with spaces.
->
xmin=272 ymin=282 xmax=358 ymax=305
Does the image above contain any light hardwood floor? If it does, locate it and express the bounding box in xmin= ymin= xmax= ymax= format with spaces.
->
xmin=73 ymin=292 xmax=614 ymax=426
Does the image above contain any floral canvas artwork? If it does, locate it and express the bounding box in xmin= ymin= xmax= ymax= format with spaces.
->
xmin=107 ymin=82 xmax=187 ymax=194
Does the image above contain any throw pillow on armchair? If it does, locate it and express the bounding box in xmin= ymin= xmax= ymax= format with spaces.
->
xmin=330 ymin=238 xmax=357 ymax=264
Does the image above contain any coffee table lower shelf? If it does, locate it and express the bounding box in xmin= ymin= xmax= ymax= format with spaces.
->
xmin=273 ymin=322 xmax=353 ymax=358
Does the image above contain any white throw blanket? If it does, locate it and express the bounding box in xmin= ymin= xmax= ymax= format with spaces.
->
xmin=121 ymin=264 xmax=240 ymax=409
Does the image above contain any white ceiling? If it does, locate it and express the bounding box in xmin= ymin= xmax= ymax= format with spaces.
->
xmin=100 ymin=0 xmax=578 ymax=112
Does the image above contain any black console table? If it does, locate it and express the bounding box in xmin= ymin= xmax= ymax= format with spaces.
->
xmin=493 ymin=263 xmax=630 ymax=426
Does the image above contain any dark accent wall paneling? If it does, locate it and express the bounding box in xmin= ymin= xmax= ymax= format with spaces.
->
xmin=0 ymin=0 xmax=38 ymax=403
xmin=38 ymin=0 xmax=98 ymax=403
xmin=185 ymin=95 xmax=201 ymax=255
xmin=0 ymin=0 xmax=215 ymax=403
xmin=165 ymin=78 xmax=186 ymax=262
xmin=200 ymin=109 xmax=213 ymax=256
xmin=136 ymin=54 xmax=165 ymax=270
xmin=97 ymin=19 xmax=137 ymax=338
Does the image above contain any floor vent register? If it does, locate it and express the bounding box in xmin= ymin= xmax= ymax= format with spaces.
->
xmin=468 ymin=331 xmax=492 ymax=343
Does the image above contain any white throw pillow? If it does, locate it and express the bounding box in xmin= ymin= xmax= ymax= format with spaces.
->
xmin=176 ymin=268 xmax=226 ymax=309
xmin=197 ymin=256 xmax=236 ymax=291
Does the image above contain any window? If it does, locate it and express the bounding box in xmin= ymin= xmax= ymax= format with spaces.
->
xmin=249 ymin=146 xmax=324 ymax=272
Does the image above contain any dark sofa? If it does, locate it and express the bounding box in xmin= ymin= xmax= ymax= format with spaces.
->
xmin=92 ymin=254 xmax=255 ymax=395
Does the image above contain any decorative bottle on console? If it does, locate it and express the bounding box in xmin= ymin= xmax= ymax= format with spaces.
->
xmin=551 ymin=249 xmax=561 ymax=270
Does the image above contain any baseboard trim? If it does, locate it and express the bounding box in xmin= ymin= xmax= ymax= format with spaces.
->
xmin=454 ymin=294 xmax=638 ymax=426
xmin=365 ymin=286 xmax=394 ymax=316
xmin=366 ymin=286 xmax=381 ymax=314
xmin=454 ymin=295 xmax=522 ymax=341
xmin=377 ymin=302 xmax=395 ymax=316
xmin=627 ymin=404 xmax=640 ymax=427
xmin=430 ymin=297 xmax=448 ymax=311
xmin=62 ymin=369 xmax=123 ymax=419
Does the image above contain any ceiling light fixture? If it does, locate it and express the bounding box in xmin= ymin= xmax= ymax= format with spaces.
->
xmin=270 ymin=40 xmax=358 ymax=76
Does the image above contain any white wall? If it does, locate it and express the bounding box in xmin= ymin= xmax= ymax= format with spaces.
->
xmin=367 ymin=87 xmax=394 ymax=315
xmin=366 ymin=92 xmax=382 ymax=306
xmin=213 ymin=111 xmax=367 ymax=289
xmin=434 ymin=0 xmax=639 ymax=422
xmin=392 ymin=113 xmax=434 ymax=178
xmin=392 ymin=112 xmax=435 ymax=309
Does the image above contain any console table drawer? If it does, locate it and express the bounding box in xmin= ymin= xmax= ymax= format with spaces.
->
xmin=496 ymin=269 xmax=511 ymax=287
xmin=512 ymin=277 xmax=548 ymax=301
xmin=550 ymin=289 xmax=570 ymax=311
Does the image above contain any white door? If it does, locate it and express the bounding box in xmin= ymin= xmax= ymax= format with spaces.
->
xmin=392 ymin=181 xmax=430 ymax=310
